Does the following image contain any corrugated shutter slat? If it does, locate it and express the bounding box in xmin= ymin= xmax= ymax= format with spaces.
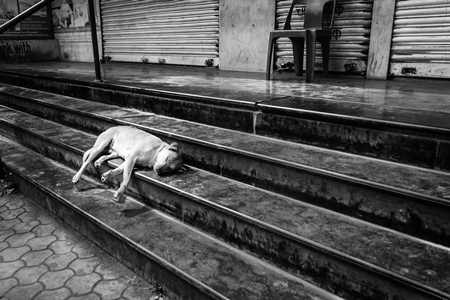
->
xmin=101 ymin=0 xmax=219 ymax=66
xmin=389 ymin=0 xmax=450 ymax=78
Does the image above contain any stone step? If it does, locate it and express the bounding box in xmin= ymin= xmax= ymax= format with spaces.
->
xmin=0 ymin=70 xmax=449 ymax=171
xmin=0 ymin=106 xmax=449 ymax=300
xmin=1 ymin=84 xmax=450 ymax=247
xmin=0 ymin=137 xmax=344 ymax=300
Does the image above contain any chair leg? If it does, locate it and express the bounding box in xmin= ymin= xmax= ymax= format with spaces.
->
xmin=266 ymin=35 xmax=275 ymax=80
xmin=321 ymin=38 xmax=331 ymax=77
xmin=290 ymin=37 xmax=304 ymax=77
xmin=306 ymin=30 xmax=317 ymax=83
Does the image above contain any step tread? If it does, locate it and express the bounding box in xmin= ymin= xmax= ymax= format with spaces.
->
xmin=0 ymin=136 xmax=343 ymax=300
xmin=1 ymin=106 xmax=450 ymax=295
xmin=1 ymin=83 xmax=449 ymax=202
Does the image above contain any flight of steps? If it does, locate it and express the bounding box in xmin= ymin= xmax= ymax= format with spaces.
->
xmin=0 ymin=71 xmax=449 ymax=300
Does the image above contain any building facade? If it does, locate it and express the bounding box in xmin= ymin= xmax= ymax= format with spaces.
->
xmin=1 ymin=0 xmax=450 ymax=80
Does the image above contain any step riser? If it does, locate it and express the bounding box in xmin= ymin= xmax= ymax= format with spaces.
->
xmin=0 ymin=73 xmax=255 ymax=133
xmin=1 ymin=96 xmax=449 ymax=247
xmin=257 ymin=112 xmax=450 ymax=171
xmin=4 ymin=167 xmax=225 ymax=300
xmin=1 ymin=73 xmax=449 ymax=171
xmin=0 ymin=118 xmax=444 ymax=300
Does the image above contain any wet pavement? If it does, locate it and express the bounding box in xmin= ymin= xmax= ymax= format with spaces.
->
xmin=0 ymin=61 xmax=449 ymax=129
xmin=0 ymin=184 xmax=162 ymax=300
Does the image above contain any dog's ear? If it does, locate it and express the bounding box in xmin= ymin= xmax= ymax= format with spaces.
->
xmin=168 ymin=142 xmax=180 ymax=153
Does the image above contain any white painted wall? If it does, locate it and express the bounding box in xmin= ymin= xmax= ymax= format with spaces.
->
xmin=0 ymin=40 xmax=60 ymax=61
xmin=55 ymin=27 xmax=101 ymax=62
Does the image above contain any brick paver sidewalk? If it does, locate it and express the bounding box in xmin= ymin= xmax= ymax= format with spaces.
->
xmin=0 ymin=188 xmax=164 ymax=300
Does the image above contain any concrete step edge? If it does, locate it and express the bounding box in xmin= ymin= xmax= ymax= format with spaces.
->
xmin=1 ymin=71 xmax=450 ymax=172
xmin=0 ymin=86 xmax=448 ymax=207
xmin=0 ymin=106 xmax=449 ymax=300
xmin=1 ymin=90 xmax=450 ymax=247
xmin=0 ymin=136 xmax=344 ymax=300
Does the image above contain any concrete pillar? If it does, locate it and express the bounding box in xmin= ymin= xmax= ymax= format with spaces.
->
xmin=366 ymin=0 xmax=397 ymax=80
xmin=219 ymin=0 xmax=275 ymax=72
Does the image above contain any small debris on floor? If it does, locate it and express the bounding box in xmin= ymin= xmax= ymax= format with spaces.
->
xmin=0 ymin=169 xmax=15 ymax=196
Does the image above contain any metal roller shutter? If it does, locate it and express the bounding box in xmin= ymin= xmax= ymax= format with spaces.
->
xmin=390 ymin=0 xmax=450 ymax=78
xmin=101 ymin=0 xmax=219 ymax=67
xmin=275 ymin=0 xmax=373 ymax=74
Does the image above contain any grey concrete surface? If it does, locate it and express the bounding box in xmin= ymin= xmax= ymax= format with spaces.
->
xmin=0 ymin=183 xmax=164 ymax=300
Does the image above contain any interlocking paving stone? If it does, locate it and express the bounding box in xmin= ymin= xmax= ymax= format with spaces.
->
xmin=68 ymin=294 xmax=101 ymax=300
xmin=22 ymin=249 xmax=53 ymax=266
xmin=15 ymin=265 xmax=49 ymax=285
xmin=0 ymin=245 xmax=30 ymax=262
xmin=122 ymin=284 xmax=155 ymax=300
xmin=49 ymin=239 xmax=76 ymax=254
xmin=0 ymin=207 xmax=25 ymax=220
xmin=0 ymin=191 xmax=161 ymax=300
xmin=72 ymin=242 xmax=97 ymax=258
xmin=94 ymin=279 xmax=128 ymax=300
xmin=0 ymin=278 xmax=18 ymax=297
xmin=0 ymin=260 xmax=25 ymax=280
xmin=53 ymin=226 xmax=79 ymax=241
xmin=6 ymin=232 xmax=35 ymax=247
xmin=66 ymin=273 xmax=102 ymax=295
xmin=18 ymin=211 xmax=40 ymax=223
xmin=36 ymin=214 xmax=53 ymax=225
xmin=34 ymin=287 xmax=72 ymax=300
xmin=45 ymin=252 xmax=77 ymax=271
xmin=70 ymin=257 xmax=102 ymax=275
xmin=12 ymin=220 xmax=40 ymax=234
xmin=0 ymin=195 xmax=13 ymax=204
xmin=32 ymin=223 xmax=57 ymax=237
xmin=0 ymin=230 xmax=14 ymax=243
xmin=39 ymin=269 xmax=75 ymax=290
xmin=95 ymin=263 xmax=120 ymax=280
xmin=0 ymin=242 xmax=8 ymax=252
xmin=0 ymin=220 xmax=19 ymax=232
xmin=4 ymin=198 xmax=24 ymax=209
xmin=27 ymin=235 xmax=58 ymax=251
xmin=5 ymin=282 xmax=44 ymax=300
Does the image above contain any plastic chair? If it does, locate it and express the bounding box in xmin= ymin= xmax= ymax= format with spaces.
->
xmin=266 ymin=0 xmax=336 ymax=82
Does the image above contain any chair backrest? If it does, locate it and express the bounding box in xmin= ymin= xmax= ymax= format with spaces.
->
xmin=283 ymin=0 xmax=336 ymax=30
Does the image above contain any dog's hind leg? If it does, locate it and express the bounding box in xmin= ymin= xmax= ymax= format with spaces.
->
xmin=72 ymin=131 xmax=114 ymax=184
xmin=94 ymin=151 xmax=119 ymax=168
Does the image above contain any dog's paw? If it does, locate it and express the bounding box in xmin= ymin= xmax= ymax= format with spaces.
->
xmin=101 ymin=172 xmax=110 ymax=182
xmin=94 ymin=160 xmax=102 ymax=168
xmin=72 ymin=175 xmax=80 ymax=183
xmin=114 ymin=191 xmax=125 ymax=203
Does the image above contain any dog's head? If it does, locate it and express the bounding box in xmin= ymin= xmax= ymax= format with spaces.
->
xmin=153 ymin=142 xmax=184 ymax=175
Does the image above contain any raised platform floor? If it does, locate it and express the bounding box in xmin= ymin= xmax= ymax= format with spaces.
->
xmin=1 ymin=60 xmax=449 ymax=130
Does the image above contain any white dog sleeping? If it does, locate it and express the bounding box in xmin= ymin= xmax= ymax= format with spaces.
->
xmin=72 ymin=126 xmax=184 ymax=202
